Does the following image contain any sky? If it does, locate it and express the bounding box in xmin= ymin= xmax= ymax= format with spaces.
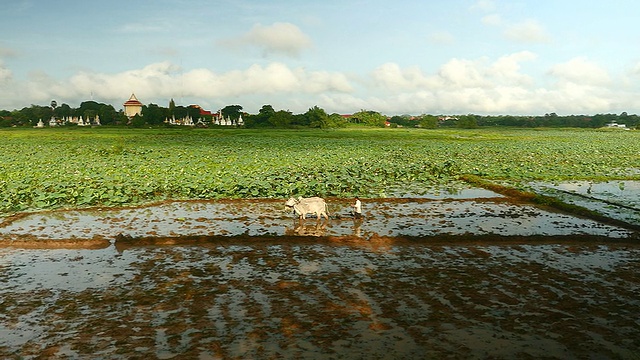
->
xmin=1 ymin=0 xmax=640 ymax=116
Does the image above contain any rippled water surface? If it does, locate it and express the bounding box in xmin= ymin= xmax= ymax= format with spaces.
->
xmin=1 ymin=240 xmax=639 ymax=359
xmin=1 ymin=187 xmax=639 ymax=358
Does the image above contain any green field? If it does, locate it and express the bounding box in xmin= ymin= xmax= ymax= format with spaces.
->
xmin=1 ymin=127 xmax=639 ymax=215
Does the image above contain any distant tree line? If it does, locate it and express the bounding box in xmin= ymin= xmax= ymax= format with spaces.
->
xmin=388 ymin=112 xmax=640 ymax=129
xmin=473 ymin=112 xmax=640 ymax=128
xmin=0 ymin=101 xmax=127 ymax=127
xmin=1 ymin=100 xmax=638 ymax=129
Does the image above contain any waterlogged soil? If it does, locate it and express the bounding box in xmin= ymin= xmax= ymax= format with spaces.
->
xmin=529 ymin=180 xmax=640 ymax=226
xmin=1 ymin=187 xmax=639 ymax=359
xmin=0 ymin=188 xmax=635 ymax=246
xmin=2 ymin=240 xmax=640 ymax=359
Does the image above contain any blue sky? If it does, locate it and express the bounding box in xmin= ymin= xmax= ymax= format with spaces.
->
xmin=1 ymin=0 xmax=639 ymax=115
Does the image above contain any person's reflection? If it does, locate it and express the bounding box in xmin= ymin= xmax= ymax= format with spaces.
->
xmin=352 ymin=218 xmax=363 ymax=237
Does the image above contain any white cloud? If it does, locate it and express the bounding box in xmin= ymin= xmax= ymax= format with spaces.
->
xmin=472 ymin=3 xmax=548 ymax=44
xmin=4 ymin=61 xmax=352 ymax=110
xmin=489 ymin=51 xmax=537 ymax=85
xmin=366 ymin=53 xmax=541 ymax=114
xmin=299 ymin=69 xmax=353 ymax=94
xmin=436 ymin=58 xmax=489 ymax=88
xmin=371 ymin=63 xmax=434 ymax=91
xmin=317 ymin=93 xmax=371 ymax=113
xmin=538 ymin=84 xmax=613 ymax=113
xmin=361 ymin=52 xmax=633 ymax=115
xmin=234 ymin=22 xmax=313 ymax=57
xmin=548 ymin=57 xmax=611 ymax=86
xmin=68 ymin=61 xmax=182 ymax=101
xmin=0 ymin=52 xmax=637 ymax=116
xmin=179 ymin=63 xmax=352 ymax=97
xmin=504 ymin=19 xmax=551 ymax=43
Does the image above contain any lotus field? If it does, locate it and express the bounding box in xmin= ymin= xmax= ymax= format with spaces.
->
xmin=1 ymin=127 xmax=639 ymax=215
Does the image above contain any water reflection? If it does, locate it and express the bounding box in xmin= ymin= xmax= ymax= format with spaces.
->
xmin=283 ymin=217 xmax=366 ymax=238
xmin=285 ymin=219 xmax=328 ymax=237
xmin=1 ymin=195 xmax=635 ymax=248
xmin=1 ymin=242 xmax=639 ymax=359
xmin=352 ymin=218 xmax=363 ymax=237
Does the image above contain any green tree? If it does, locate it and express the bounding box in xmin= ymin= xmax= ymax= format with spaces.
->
xmin=259 ymin=104 xmax=275 ymax=117
xmin=389 ymin=115 xmax=415 ymax=127
xmin=327 ymin=113 xmax=347 ymax=128
xmin=269 ymin=110 xmax=293 ymax=127
xmin=419 ymin=115 xmax=438 ymax=128
xmin=457 ymin=114 xmax=478 ymax=128
xmin=130 ymin=113 xmax=145 ymax=128
xmin=291 ymin=113 xmax=310 ymax=127
xmin=116 ymin=110 xmax=128 ymax=125
xmin=97 ymin=104 xmax=119 ymax=125
xmin=54 ymin=103 xmax=73 ymax=119
xmin=351 ymin=110 xmax=387 ymax=127
xmin=77 ymin=101 xmax=101 ymax=115
xmin=143 ymin=103 xmax=169 ymax=125
xmin=186 ymin=105 xmax=201 ymax=122
xmin=76 ymin=100 xmax=119 ymax=125
xmin=306 ymin=106 xmax=329 ymax=128
xmin=10 ymin=109 xmax=29 ymax=126
xmin=221 ymin=105 xmax=243 ymax=121
xmin=169 ymin=98 xmax=176 ymax=115
xmin=247 ymin=104 xmax=275 ymax=127
xmin=83 ymin=109 xmax=97 ymax=122
xmin=19 ymin=105 xmax=52 ymax=126
xmin=173 ymin=106 xmax=188 ymax=120
xmin=0 ymin=110 xmax=12 ymax=127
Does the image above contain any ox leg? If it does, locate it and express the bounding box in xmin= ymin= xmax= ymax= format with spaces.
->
xmin=293 ymin=204 xmax=305 ymax=219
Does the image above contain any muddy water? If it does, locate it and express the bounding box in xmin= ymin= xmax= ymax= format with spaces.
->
xmin=1 ymin=188 xmax=639 ymax=359
xmin=0 ymin=191 xmax=634 ymax=244
xmin=1 ymin=240 xmax=639 ymax=359
xmin=528 ymin=180 xmax=640 ymax=226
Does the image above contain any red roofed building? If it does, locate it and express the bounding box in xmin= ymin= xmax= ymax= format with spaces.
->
xmin=189 ymin=104 xmax=212 ymax=117
xmin=123 ymin=93 xmax=143 ymax=118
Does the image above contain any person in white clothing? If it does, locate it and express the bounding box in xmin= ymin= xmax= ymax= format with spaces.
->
xmin=351 ymin=197 xmax=362 ymax=218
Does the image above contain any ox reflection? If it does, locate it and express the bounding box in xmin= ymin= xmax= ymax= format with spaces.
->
xmin=285 ymin=219 xmax=329 ymax=237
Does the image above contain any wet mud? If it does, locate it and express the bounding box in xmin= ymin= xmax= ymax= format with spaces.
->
xmin=529 ymin=180 xmax=640 ymax=227
xmin=0 ymin=187 xmax=635 ymax=246
xmin=1 ymin=186 xmax=639 ymax=359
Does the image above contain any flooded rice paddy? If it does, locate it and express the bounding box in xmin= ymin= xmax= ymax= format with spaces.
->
xmin=529 ymin=180 xmax=640 ymax=227
xmin=1 ymin=185 xmax=639 ymax=359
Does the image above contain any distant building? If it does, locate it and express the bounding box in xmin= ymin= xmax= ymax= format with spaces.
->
xmin=189 ymin=104 xmax=212 ymax=117
xmin=606 ymin=121 xmax=627 ymax=129
xmin=123 ymin=93 xmax=143 ymax=118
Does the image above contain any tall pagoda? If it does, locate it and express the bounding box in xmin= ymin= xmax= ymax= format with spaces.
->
xmin=123 ymin=93 xmax=143 ymax=118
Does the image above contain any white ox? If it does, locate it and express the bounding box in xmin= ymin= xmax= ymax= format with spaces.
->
xmin=285 ymin=196 xmax=330 ymax=220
